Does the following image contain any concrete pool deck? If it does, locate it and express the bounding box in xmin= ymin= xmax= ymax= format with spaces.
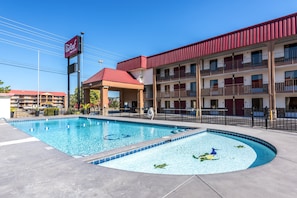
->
xmin=1 ymin=116 xmax=297 ymax=198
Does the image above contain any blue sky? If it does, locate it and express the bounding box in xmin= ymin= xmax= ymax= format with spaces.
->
xmin=1 ymin=0 xmax=297 ymax=95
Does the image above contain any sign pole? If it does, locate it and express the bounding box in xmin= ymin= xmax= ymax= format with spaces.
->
xmin=67 ymin=57 xmax=70 ymax=109
xmin=77 ymin=53 xmax=81 ymax=110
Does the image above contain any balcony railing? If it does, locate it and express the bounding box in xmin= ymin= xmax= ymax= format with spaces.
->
xmin=156 ymin=72 xmax=196 ymax=82
xmin=156 ymin=83 xmax=293 ymax=98
xmin=201 ymin=60 xmax=268 ymax=76
xmin=157 ymin=90 xmax=197 ymax=98
xmin=275 ymin=82 xmax=297 ymax=93
xmin=275 ymin=57 xmax=297 ymax=66
xmin=201 ymin=88 xmax=224 ymax=96
xmin=201 ymin=84 xmax=268 ymax=96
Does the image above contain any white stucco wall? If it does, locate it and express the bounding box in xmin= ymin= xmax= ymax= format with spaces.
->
xmin=0 ymin=94 xmax=11 ymax=119
xmin=142 ymin=68 xmax=153 ymax=85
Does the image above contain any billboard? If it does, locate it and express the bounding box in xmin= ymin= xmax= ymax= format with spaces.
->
xmin=64 ymin=35 xmax=81 ymax=58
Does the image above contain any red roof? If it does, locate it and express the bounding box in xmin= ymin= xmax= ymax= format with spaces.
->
xmin=83 ymin=68 xmax=142 ymax=85
xmin=116 ymin=12 xmax=297 ymax=70
xmin=9 ymin=90 xmax=66 ymax=96
xmin=117 ymin=56 xmax=147 ymax=71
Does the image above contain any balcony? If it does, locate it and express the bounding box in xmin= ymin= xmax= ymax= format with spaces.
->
xmin=156 ymin=90 xmax=196 ymax=98
xmin=201 ymin=84 xmax=268 ymax=96
xmin=275 ymin=57 xmax=297 ymax=67
xmin=156 ymin=72 xmax=196 ymax=82
xmin=201 ymin=88 xmax=224 ymax=96
xmin=200 ymin=60 xmax=268 ymax=76
xmin=275 ymin=82 xmax=297 ymax=93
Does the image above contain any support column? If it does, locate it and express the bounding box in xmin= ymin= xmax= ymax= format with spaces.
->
xmin=153 ymin=68 xmax=157 ymax=115
xmin=268 ymin=42 xmax=277 ymax=119
xmin=196 ymin=59 xmax=202 ymax=118
xmin=100 ymin=86 xmax=109 ymax=116
xmin=138 ymin=89 xmax=144 ymax=114
xmin=84 ymin=88 xmax=90 ymax=104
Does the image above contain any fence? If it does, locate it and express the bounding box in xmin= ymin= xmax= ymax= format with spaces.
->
xmin=109 ymin=107 xmax=297 ymax=132
xmin=11 ymin=106 xmax=297 ymax=132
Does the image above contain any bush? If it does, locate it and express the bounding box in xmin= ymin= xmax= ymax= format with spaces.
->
xmin=44 ymin=108 xmax=59 ymax=116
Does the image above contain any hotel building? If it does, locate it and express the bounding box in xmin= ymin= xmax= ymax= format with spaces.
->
xmin=10 ymin=90 xmax=67 ymax=109
xmin=83 ymin=13 xmax=297 ymax=118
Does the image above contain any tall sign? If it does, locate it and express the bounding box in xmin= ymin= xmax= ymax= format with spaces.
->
xmin=65 ymin=35 xmax=82 ymax=110
xmin=65 ymin=36 xmax=81 ymax=58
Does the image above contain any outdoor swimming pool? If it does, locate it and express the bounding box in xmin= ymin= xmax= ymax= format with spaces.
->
xmin=9 ymin=117 xmax=192 ymax=157
xmin=96 ymin=130 xmax=276 ymax=175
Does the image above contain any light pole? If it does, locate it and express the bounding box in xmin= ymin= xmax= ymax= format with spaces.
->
xmin=98 ymin=59 xmax=104 ymax=70
xmin=37 ymin=50 xmax=40 ymax=111
xmin=80 ymin=32 xmax=84 ymax=105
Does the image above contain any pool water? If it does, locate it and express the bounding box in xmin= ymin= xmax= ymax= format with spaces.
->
xmin=9 ymin=117 xmax=191 ymax=157
xmin=99 ymin=132 xmax=276 ymax=175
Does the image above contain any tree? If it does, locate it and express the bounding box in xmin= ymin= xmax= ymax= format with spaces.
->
xmin=90 ymin=90 xmax=100 ymax=107
xmin=70 ymin=88 xmax=100 ymax=108
xmin=109 ymin=98 xmax=119 ymax=109
xmin=0 ymin=80 xmax=11 ymax=93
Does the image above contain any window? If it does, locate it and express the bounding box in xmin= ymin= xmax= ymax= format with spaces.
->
xmin=190 ymin=64 xmax=196 ymax=74
xmin=251 ymin=74 xmax=263 ymax=88
xmin=211 ymin=100 xmax=218 ymax=108
xmin=174 ymin=84 xmax=179 ymax=90
xmin=164 ymin=69 xmax=170 ymax=77
xmin=165 ymin=101 xmax=170 ymax=109
xmin=284 ymin=43 xmax=297 ymax=60
xmin=157 ymin=84 xmax=160 ymax=91
xmin=164 ymin=85 xmax=170 ymax=93
xmin=191 ymin=100 xmax=196 ymax=108
xmin=180 ymin=83 xmax=186 ymax=90
xmin=224 ymin=56 xmax=232 ymax=69
xmin=190 ymin=82 xmax=196 ymax=92
xmin=286 ymin=97 xmax=297 ymax=110
xmin=210 ymin=59 xmax=217 ymax=71
xmin=180 ymin=66 xmax=186 ymax=77
xmin=285 ymin=70 xmax=297 ymax=86
xmin=210 ymin=79 xmax=218 ymax=89
xmin=174 ymin=83 xmax=185 ymax=90
xmin=173 ymin=66 xmax=185 ymax=78
xmin=251 ymin=50 xmax=262 ymax=65
xmin=190 ymin=82 xmax=196 ymax=96
xmin=252 ymin=98 xmax=263 ymax=111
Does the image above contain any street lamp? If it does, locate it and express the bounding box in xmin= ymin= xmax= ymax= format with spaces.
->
xmin=98 ymin=59 xmax=104 ymax=69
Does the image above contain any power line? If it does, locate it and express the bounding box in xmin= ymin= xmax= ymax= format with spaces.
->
xmin=0 ymin=60 xmax=66 ymax=75
xmin=0 ymin=38 xmax=62 ymax=57
xmin=0 ymin=16 xmax=66 ymax=43
xmin=0 ymin=15 xmax=131 ymax=79
xmin=0 ymin=16 xmax=128 ymax=60
xmin=0 ymin=29 xmax=62 ymax=51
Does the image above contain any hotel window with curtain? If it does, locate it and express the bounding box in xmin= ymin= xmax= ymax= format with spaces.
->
xmin=285 ymin=70 xmax=297 ymax=86
xmin=210 ymin=79 xmax=218 ymax=90
xmin=251 ymin=74 xmax=263 ymax=88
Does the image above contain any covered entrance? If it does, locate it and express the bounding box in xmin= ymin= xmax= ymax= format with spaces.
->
xmin=82 ymin=68 xmax=144 ymax=116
